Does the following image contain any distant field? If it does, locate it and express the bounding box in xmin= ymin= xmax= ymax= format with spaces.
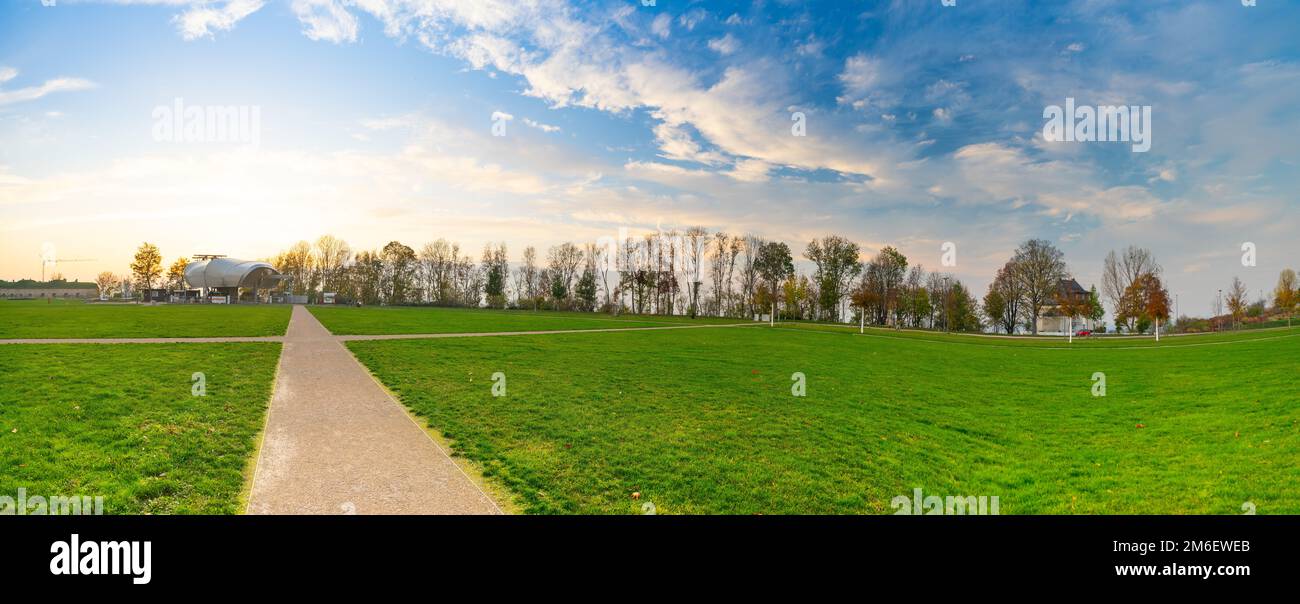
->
xmin=0 ymin=343 xmax=281 ymax=514
xmin=0 ymin=302 xmax=291 ymax=338
xmin=351 ymin=324 xmax=1300 ymax=514
xmin=780 ymin=321 xmax=1300 ymax=349
xmin=309 ymin=305 xmax=745 ymax=335
xmin=0 ymin=297 xmax=85 ymax=305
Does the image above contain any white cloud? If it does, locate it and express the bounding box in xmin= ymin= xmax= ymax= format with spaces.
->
xmin=522 ymin=118 xmax=560 ymax=133
xmin=796 ymin=35 xmax=825 ymax=57
xmin=174 ymin=0 xmax=264 ymax=41
xmin=0 ymin=75 xmax=96 ymax=106
xmin=650 ymin=13 xmax=671 ymax=39
xmin=0 ymin=67 xmax=17 ymax=84
xmin=725 ymin=158 xmax=771 ymax=183
xmin=678 ymin=9 xmax=706 ymax=31
xmin=292 ymin=0 xmax=358 ymax=43
xmin=113 ymin=1 xmax=894 ymax=182
xmin=948 ymin=143 xmax=1166 ymax=222
xmin=837 ymin=53 xmax=886 ymax=109
xmin=707 ymin=34 xmax=739 ymax=56
xmin=652 ymin=122 xmax=726 ymax=165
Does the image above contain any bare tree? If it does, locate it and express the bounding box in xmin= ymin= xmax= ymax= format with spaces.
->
xmin=592 ymin=241 xmax=612 ymax=309
xmin=739 ymin=234 xmax=762 ymax=319
xmin=1226 ymin=276 xmax=1248 ymax=329
xmin=278 ymin=241 xmax=315 ymax=297
xmin=707 ymin=232 xmax=730 ymax=316
xmin=1102 ymin=246 xmax=1160 ymax=332
xmin=683 ymin=226 xmax=708 ymax=317
xmin=619 ymin=236 xmax=637 ymax=313
xmin=724 ymin=236 xmax=741 ymax=317
xmin=547 ymin=242 xmax=584 ymax=309
xmin=1011 ymin=239 xmax=1067 ymax=335
xmin=515 ymin=246 xmax=537 ymax=309
xmin=94 ymin=271 xmax=120 ymax=299
xmin=315 ymin=235 xmax=351 ymax=297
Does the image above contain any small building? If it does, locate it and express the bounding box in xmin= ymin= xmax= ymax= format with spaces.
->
xmin=1036 ymin=278 xmax=1096 ymax=335
xmin=0 ymin=280 xmax=98 ymax=299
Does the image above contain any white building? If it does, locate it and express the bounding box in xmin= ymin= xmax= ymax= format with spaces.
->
xmin=184 ymin=257 xmax=286 ymax=303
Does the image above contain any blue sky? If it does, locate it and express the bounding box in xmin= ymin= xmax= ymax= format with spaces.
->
xmin=1 ymin=0 xmax=1297 ymax=316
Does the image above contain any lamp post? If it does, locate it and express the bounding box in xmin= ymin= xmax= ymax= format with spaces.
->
xmin=1217 ymin=289 xmax=1223 ymax=332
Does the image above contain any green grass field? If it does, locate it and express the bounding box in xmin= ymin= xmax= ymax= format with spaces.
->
xmin=0 ymin=343 xmax=281 ymax=514
xmin=782 ymin=321 xmax=1300 ymax=348
xmin=309 ymin=305 xmax=744 ymax=335
xmin=0 ymin=301 xmax=291 ymax=338
xmin=350 ymin=324 xmax=1300 ymax=514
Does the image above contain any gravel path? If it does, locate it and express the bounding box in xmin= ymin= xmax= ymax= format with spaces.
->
xmin=245 ymin=306 xmax=503 ymax=515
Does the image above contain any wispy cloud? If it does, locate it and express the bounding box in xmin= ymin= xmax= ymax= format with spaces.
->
xmin=0 ymin=68 xmax=95 ymax=105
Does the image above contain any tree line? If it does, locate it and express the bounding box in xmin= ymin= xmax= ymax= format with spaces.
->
xmin=266 ymin=232 xmax=1029 ymax=333
xmin=107 ymin=235 xmax=1299 ymax=335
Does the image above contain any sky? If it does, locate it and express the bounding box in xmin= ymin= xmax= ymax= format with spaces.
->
xmin=1 ymin=0 xmax=1297 ymax=317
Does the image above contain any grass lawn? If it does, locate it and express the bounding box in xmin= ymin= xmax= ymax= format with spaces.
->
xmin=0 ymin=343 xmax=281 ymax=513
xmin=781 ymin=321 xmax=1300 ymax=348
xmin=349 ymin=324 xmax=1300 ymax=514
xmin=309 ymin=304 xmax=745 ymax=335
xmin=0 ymin=301 xmax=291 ymax=338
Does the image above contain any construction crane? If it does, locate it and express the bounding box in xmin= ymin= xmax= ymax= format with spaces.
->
xmin=38 ymin=255 xmax=96 ymax=281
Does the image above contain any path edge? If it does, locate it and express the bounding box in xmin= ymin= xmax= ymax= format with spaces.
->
xmin=347 ymin=341 xmax=519 ymax=515
xmin=238 ymin=342 xmax=285 ymax=514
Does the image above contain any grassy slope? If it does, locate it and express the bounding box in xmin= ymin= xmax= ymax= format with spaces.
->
xmin=309 ymin=305 xmax=744 ymax=335
xmin=350 ymin=325 xmax=1300 ymax=515
xmin=0 ymin=343 xmax=281 ymax=513
xmin=0 ymin=302 xmax=291 ymax=338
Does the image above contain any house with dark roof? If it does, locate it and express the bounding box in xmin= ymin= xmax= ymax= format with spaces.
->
xmin=1036 ymin=278 xmax=1096 ymax=335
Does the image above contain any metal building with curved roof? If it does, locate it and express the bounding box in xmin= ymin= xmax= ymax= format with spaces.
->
xmin=184 ymin=257 xmax=285 ymax=292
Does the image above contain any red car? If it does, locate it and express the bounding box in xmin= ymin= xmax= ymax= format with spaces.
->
xmin=1075 ymin=329 xmax=1092 ymax=337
